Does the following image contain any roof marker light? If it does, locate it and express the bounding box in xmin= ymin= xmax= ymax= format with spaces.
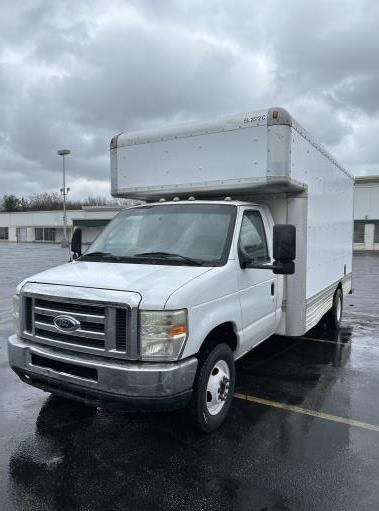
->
xmin=272 ymin=110 xmax=279 ymax=119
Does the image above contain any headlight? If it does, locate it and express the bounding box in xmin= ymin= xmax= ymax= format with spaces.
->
xmin=139 ymin=309 xmax=188 ymax=361
xmin=12 ymin=293 xmax=21 ymax=336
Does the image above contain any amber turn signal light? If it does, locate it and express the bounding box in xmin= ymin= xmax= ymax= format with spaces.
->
xmin=167 ymin=325 xmax=187 ymax=337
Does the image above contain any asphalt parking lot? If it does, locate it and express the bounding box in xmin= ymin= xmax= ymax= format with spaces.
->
xmin=1 ymin=243 xmax=379 ymax=510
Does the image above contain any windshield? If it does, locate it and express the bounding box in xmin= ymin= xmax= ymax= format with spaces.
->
xmin=82 ymin=203 xmax=237 ymax=266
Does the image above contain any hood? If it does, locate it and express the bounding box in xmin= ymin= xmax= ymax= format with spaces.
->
xmin=19 ymin=260 xmax=213 ymax=308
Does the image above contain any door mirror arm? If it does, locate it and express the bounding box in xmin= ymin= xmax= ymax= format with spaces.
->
xmin=249 ymin=261 xmax=295 ymax=275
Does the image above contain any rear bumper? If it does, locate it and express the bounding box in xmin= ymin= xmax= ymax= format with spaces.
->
xmin=8 ymin=335 xmax=198 ymax=410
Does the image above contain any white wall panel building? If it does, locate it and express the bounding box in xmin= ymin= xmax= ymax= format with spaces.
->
xmin=0 ymin=206 xmax=123 ymax=244
xmin=353 ymin=176 xmax=379 ymax=251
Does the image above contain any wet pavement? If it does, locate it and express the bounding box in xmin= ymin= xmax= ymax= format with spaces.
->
xmin=1 ymin=243 xmax=379 ymax=510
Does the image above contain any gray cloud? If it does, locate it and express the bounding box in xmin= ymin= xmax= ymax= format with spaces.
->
xmin=0 ymin=0 xmax=378 ymax=200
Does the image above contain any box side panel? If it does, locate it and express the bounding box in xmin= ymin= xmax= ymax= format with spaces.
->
xmin=112 ymin=125 xmax=268 ymax=198
xmin=289 ymin=127 xmax=354 ymax=302
xmin=285 ymin=195 xmax=308 ymax=336
xmin=252 ymin=194 xmax=288 ymax=224
xmin=253 ymin=194 xmax=308 ymax=337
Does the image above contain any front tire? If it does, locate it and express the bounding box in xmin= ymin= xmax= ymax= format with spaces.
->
xmin=325 ymin=287 xmax=343 ymax=329
xmin=190 ymin=343 xmax=235 ymax=433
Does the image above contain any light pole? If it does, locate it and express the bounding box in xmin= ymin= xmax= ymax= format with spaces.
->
xmin=57 ymin=149 xmax=71 ymax=248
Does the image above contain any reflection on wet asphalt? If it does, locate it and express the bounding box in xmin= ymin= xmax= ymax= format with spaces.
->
xmin=1 ymin=244 xmax=379 ymax=510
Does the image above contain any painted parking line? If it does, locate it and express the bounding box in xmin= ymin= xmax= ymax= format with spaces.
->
xmin=234 ymin=392 xmax=379 ymax=433
xmin=297 ymin=336 xmax=379 ymax=350
xmin=298 ymin=336 xmax=351 ymax=345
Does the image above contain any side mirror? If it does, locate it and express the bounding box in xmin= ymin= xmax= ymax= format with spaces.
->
xmin=272 ymin=224 xmax=296 ymax=275
xmin=71 ymin=227 xmax=82 ymax=259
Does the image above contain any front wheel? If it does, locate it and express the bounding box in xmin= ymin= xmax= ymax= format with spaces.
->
xmin=190 ymin=343 xmax=235 ymax=433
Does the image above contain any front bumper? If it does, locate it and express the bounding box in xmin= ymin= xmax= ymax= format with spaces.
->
xmin=8 ymin=335 xmax=198 ymax=410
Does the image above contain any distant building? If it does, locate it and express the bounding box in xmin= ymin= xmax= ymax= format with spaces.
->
xmin=0 ymin=205 xmax=124 ymax=244
xmin=1 ymin=182 xmax=379 ymax=251
xmin=354 ymin=176 xmax=379 ymax=251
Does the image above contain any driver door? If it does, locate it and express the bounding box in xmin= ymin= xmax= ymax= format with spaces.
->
xmin=237 ymin=209 xmax=277 ymax=349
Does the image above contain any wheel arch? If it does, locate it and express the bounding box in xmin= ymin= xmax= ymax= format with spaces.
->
xmin=197 ymin=321 xmax=239 ymax=358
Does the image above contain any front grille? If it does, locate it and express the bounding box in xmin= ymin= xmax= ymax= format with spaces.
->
xmin=116 ymin=309 xmax=127 ymax=351
xmin=25 ymin=297 xmax=33 ymax=332
xmin=35 ymin=328 xmax=104 ymax=348
xmin=34 ymin=314 xmax=104 ymax=333
xmin=35 ymin=298 xmax=104 ymax=315
xmin=21 ymin=295 xmax=130 ymax=356
xmin=33 ymin=297 xmax=106 ymax=349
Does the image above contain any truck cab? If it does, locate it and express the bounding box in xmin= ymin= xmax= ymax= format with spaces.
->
xmin=9 ymin=200 xmax=294 ymax=432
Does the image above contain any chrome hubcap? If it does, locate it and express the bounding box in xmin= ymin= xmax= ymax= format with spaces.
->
xmin=337 ymin=295 xmax=342 ymax=321
xmin=206 ymin=360 xmax=230 ymax=415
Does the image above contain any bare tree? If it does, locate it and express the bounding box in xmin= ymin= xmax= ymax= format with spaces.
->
xmin=82 ymin=196 xmax=107 ymax=206
xmin=0 ymin=193 xmax=113 ymax=212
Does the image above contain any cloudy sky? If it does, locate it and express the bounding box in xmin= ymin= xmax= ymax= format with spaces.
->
xmin=0 ymin=0 xmax=378 ymax=200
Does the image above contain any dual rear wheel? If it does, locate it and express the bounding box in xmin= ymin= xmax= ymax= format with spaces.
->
xmin=325 ymin=287 xmax=343 ymax=329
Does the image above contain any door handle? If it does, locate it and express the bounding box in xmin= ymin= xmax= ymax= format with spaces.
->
xmin=271 ymin=282 xmax=275 ymax=296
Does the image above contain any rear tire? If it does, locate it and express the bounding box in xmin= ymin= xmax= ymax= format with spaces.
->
xmin=325 ymin=287 xmax=343 ymax=330
xmin=190 ymin=343 xmax=235 ymax=433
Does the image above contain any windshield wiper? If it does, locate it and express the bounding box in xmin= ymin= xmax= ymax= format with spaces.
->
xmin=81 ymin=250 xmax=205 ymax=265
xmin=80 ymin=251 xmax=123 ymax=261
xmin=133 ymin=251 xmax=205 ymax=266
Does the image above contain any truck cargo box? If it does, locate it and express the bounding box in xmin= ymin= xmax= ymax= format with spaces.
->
xmin=110 ymin=108 xmax=313 ymax=200
xmin=110 ymin=107 xmax=354 ymax=336
xmin=110 ymin=107 xmax=351 ymax=200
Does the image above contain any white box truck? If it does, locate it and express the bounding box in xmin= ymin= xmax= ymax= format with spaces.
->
xmin=9 ymin=107 xmax=354 ymax=432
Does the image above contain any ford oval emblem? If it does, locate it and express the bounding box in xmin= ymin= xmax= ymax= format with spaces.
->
xmin=53 ymin=315 xmax=81 ymax=332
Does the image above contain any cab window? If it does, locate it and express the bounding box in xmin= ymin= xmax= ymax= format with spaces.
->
xmin=238 ymin=210 xmax=269 ymax=265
